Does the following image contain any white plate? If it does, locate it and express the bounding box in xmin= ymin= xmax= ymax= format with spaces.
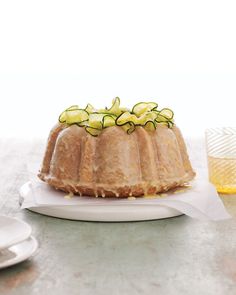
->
xmin=20 ymin=182 xmax=183 ymax=221
xmin=0 ymin=215 xmax=32 ymax=251
xmin=0 ymin=236 xmax=38 ymax=269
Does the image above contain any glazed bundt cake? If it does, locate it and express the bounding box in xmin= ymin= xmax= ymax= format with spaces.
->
xmin=38 ymin=98 xmax=195 ymax=197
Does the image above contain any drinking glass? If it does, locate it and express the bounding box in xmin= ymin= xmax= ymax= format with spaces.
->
xmin=205 ymin=127 xmax=236 ymax=194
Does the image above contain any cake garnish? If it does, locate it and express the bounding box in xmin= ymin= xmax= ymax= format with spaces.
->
xmin=59 ymin=97 xmax=174 ymax=136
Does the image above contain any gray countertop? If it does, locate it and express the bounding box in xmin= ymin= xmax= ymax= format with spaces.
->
xmin=0 ymin=138 xmax=236 ymax=295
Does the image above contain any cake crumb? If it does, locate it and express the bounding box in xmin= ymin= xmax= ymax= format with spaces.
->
xmin=128 ymin=196 xmax=136 ymax=200
xmin=173 ymin=189 xmax=185 ymax=194
xmin=183 ymin=183 xmax=192 ymax=188
xmin=64 ymin=192 xmax=74 ymax=199
xmin=160 ymin=193 xmax=168 ymax=197
xmin=174 ymin=186 xmax=191 ymax=194
xmin=143 ymin=195 xmax=158 ymax=199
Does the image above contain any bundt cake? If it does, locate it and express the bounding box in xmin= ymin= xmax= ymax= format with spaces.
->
xmin=38 ymin=98 xmax=195 ymax=197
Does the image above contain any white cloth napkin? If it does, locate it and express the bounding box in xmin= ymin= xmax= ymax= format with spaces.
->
xmin=20 ymin=177 xmax=231 ymax=221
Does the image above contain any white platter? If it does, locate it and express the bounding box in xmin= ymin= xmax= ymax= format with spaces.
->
xmin=0 ymin=236 xmax=38 ymax=269
xmin=20 ymin=182 xmax=183 ymax=222
xmin=0 ymin=215 xmax=32 ymax=250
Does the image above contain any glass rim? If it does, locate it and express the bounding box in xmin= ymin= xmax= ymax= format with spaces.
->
xmin=205 ymin=127 xmax=236 ymax=136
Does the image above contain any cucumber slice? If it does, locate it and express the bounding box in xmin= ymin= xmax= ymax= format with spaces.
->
xmin=137 ymin=111 xmax=158 ymax=125
xmin=155 ymin=113 xmax=169 ymax=123
xmin=77 ymin=120 xmax=88 ymax=127
xmin=144 ymin=121 xmax=156 ymax=131
xmin=120 ymin=107 xmax=130 ymax=113
xmin=148 ymin=110 xmax=159 ymax=120
xmin=121 ymin=122 xmax=136 ymax=134
xmin=167 ymin=120 xmax=174 ymax=128
xmin=58 ymin=99 xmax=174 ymax=135
xmin=59 ymin=105 xmax=80 ymax=123
xmin=59 ymin=111 xmax=66 ymax=123
xmin=116 ymin=111 xmax=158 ymax=128
xmin=85 ymin=103 xmax=95 ymax=114
xmin=116 ymin=112 xmax=138 ymax=125
xmin=106 ymin=97 xmax=122 ymax=116
xmin=158 ymin=108 xmax=174 ymax=120
xmin=132 ymin=102 xmax=158 ymax=116
xmin=66 ymin=105 xmax=79 ymax=111
xmin=65 ymin=109 xmax=89 ymax=124
xmin=88 ymin=113 xmax=104 ymax=129
xmin=103 ymin=115 xmax=116 ymax=128
xmin=85 ymin=126 xmax=101 ymax=137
